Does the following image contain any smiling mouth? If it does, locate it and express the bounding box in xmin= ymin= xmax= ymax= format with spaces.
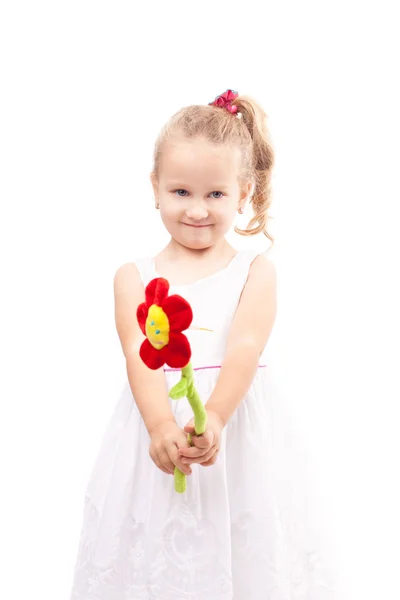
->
xmin=183 ymin=223 xmax=211 ymax=228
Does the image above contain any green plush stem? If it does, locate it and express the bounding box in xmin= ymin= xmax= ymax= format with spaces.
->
xmin=174 ymin=467 xmax=187 ymax=493
xmin=182 ymin=363 xmax=207 ymax=435
xmin=169 ymin=361 xmax=207 ymax=494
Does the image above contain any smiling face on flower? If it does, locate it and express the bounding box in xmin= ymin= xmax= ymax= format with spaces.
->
xmin=145 ymin=304 xmax=170 ymax=349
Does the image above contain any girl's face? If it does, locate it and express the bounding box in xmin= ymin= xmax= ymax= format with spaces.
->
xmin=151 ymin=136 xmax=251 ymax=250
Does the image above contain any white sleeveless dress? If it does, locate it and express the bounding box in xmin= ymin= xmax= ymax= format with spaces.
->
xmin=69 ymin=250 xmax=338 ymax=600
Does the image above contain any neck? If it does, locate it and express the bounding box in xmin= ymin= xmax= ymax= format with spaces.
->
xmin=163 ymin=238 xmax=234 ymax=262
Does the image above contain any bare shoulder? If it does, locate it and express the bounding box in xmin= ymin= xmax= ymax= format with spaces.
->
xmin=227 ymin=253 xmax=277 ymax=351
xmin=247 ymin=253 xmax=277 ymax=287
xmin=113 ymin=261 xmax=142 ymax=292
xmin=239 ymin=253 xmax=277 ymax=313
xmin=113 ymin=262 xmax=146 ymax=359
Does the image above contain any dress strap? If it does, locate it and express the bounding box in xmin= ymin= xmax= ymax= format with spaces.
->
xmin=226 ymin=249 xmax=265 ymax=301
xmin=236 ymin=249 xmax=265 ymax=277
xmin=236 ymin=249 xmax=263 ymax=268
xmin=132 ymin=256 xmax=154 ymax=288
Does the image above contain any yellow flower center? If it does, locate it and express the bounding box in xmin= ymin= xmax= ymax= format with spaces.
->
xmin=145 ymin=305 xmax=170 ymax=350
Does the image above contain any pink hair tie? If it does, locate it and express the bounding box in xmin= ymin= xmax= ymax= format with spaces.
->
xmin=209 ymin=89 xmax=242 ymax=118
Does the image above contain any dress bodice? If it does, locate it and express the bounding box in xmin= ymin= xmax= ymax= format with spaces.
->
xmin=134 ymin=250 xmax=268 ymax=369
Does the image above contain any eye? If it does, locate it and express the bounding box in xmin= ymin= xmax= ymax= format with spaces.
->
xmin=172 ymin=189 xmax=225 ymax=198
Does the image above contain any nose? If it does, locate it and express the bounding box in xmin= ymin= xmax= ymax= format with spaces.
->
xmin=185 ymin=200 xmax=209 ymax=221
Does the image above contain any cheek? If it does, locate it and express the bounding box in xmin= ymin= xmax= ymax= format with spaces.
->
xmin=217 ymin=205 xmax=236 ymax=224
xmin=160 ymin=203 xmax=181 ymax=222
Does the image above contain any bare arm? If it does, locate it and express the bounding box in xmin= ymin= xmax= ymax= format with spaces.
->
xmin=114 ymin=262 xmax=175 ymax=435
xmin=205 ymin=254 xmax=278 ymax=427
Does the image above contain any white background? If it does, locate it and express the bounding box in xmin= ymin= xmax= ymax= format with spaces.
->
xmin=1 ymin=1 xmax=399 ymax=598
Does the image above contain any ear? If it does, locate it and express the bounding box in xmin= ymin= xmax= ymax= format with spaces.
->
xmin=150 ymin=173 xmax=159 ymax=203
xmin=238 ymin=180 xmax=253 ymax=212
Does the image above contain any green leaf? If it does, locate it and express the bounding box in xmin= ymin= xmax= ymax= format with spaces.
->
xmin=169 ymin=377 xmax=188 ymax=400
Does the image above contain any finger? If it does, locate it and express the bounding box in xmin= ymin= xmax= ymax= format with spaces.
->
xmin=177 ymin=433 xmax=193 ymax=453
xmin=200 ymin=452 xmax=219 ymax=467
xmin=183 ymin=418 xmax=195 ymax=431
xmin=149 ymin=447 xmax=173 ymax=475
xmin=192 ymin=430 xmax=214 ymax=449
xmin=158 ymin=449 xmax=176 ymax=474
xmin=184 ymin=425 xmax=196 ymax=434
xmin=179 ymin=445 xmax=209 ymax=459
xmin=181 ymin=445 xmax=217 ymax=465
xmin=179 ymin=433 xmax=214 ymax=455
xmin=200 ymin=454 xmax=217 ymax=467
xmin=168 ymin=445 xmax=192 ymax=476
xmin=183 ymin=446 xmax=218 ymax=465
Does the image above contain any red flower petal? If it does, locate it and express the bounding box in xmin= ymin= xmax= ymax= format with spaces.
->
xmin=145 ymin=278 xmax=169 ymax=307
xmin=162 ymin=295 xmax=193 ymax=332
xmin=163 ymin=332 xmax=192 ymax=368
xmin=136 ymin=302 xmax=148 ymax=335
xmin=139 ymin=338 xmax=165 ymax=370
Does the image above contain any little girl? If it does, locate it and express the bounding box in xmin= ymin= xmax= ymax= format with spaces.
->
xmin=69 ymin=90 xmax=337 ymax=599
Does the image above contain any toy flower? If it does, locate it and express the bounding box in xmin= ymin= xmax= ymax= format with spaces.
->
xmin=137 ymin=277 xmax=208 ymax=494
xmin=137 ymin=277 xmax=193 ymax=370
xmin=208 ymin=89 xmax=239 ymax=114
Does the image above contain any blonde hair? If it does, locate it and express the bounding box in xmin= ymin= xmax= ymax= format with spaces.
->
xmin=150 ymin=93 xmax=275 ymax=247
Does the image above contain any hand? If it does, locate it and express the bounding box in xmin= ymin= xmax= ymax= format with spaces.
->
xmin=149 ymin=420 xmax=193 ymax=477
xmin=178 ymin=409 xmax=224 ymax=467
